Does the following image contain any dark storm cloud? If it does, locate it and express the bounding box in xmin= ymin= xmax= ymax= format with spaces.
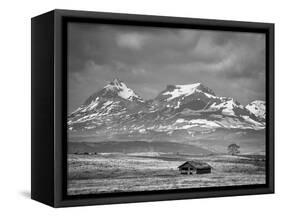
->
xmin=68 ymin=24 xmax=201 ymax=72
xmin=68 ymin=23 xmax=265 ymax=112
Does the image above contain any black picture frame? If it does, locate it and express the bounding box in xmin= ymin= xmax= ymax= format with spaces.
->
xmin=31 ymin=9 xmax=274 ymax=208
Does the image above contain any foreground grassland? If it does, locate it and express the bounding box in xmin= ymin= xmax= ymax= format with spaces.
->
xmin=67 ymin=153 xmax=265 ymax=195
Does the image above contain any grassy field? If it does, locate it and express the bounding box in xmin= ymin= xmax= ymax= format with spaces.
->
xmin=67 ymin=153 xmax=266 ymax=195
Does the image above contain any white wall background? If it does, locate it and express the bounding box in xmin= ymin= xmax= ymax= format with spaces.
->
xmin=0 ymin=0 xmax=279 ymax=215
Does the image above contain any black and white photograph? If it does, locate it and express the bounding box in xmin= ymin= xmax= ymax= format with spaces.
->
xmin=0 ymin=0 xmax=279 ymax=213
xmin=67 ymin=22 xmax=266 ymax=196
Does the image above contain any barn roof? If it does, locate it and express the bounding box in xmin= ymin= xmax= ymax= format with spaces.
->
xmin=178 ymin=161 xmax=211 ymax=169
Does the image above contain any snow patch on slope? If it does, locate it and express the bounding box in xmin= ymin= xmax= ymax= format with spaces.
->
xmin=85 ymin=97 xmax=100 ymax=111
xmin=246 ymin=100 xmax=265 ymax=119
xmin=242 ymin=115 xmax=264 ymax=129
xmin=189 ymin=119 xmax=221 ymax=128
xmin=210 ymin=98 xmax=243 ymax=116
xmin=162 ymin=83 xmax=201 ymax=101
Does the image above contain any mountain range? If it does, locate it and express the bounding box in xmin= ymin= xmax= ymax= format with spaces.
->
xmin=68 ymin=78 xmax=265 ymax=142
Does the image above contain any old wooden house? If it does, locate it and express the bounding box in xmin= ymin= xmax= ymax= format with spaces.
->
xmin=178 ymin=161 xmax=211 ymax=175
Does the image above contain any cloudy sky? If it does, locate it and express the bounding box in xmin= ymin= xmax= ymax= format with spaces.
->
xmin=68 ymin=22 xmax=265 ymax=113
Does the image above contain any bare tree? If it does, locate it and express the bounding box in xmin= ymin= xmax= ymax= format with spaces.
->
xmin=227 ymin=143 xmax=240 ymax=155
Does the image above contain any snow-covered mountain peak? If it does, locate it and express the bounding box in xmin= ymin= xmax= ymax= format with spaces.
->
xmin=104 ymin=78 xmax=144 ymax=102
xmin=246 ymin=100 xmax=265 ymax=120
xmin=105 ymin=78 xmax=125 ymax=90
xmin=108 ymin=78 xmax=123 ymax=88
xmin=161 ymin=82 xmax=215 ymax=101
xmin=68 ymin=80 xmax=266 ymax=134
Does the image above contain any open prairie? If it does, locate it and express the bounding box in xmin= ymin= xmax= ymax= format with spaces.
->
xmin=67 ymin=152 xmax=265 ymax=195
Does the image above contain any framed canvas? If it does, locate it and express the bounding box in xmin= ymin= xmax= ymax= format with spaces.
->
xmin=31 ymin=9 xmax=274 ymax=207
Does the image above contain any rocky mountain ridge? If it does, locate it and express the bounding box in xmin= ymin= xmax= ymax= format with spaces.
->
xmin=68 ymin=79 xmax=266 ymax=141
